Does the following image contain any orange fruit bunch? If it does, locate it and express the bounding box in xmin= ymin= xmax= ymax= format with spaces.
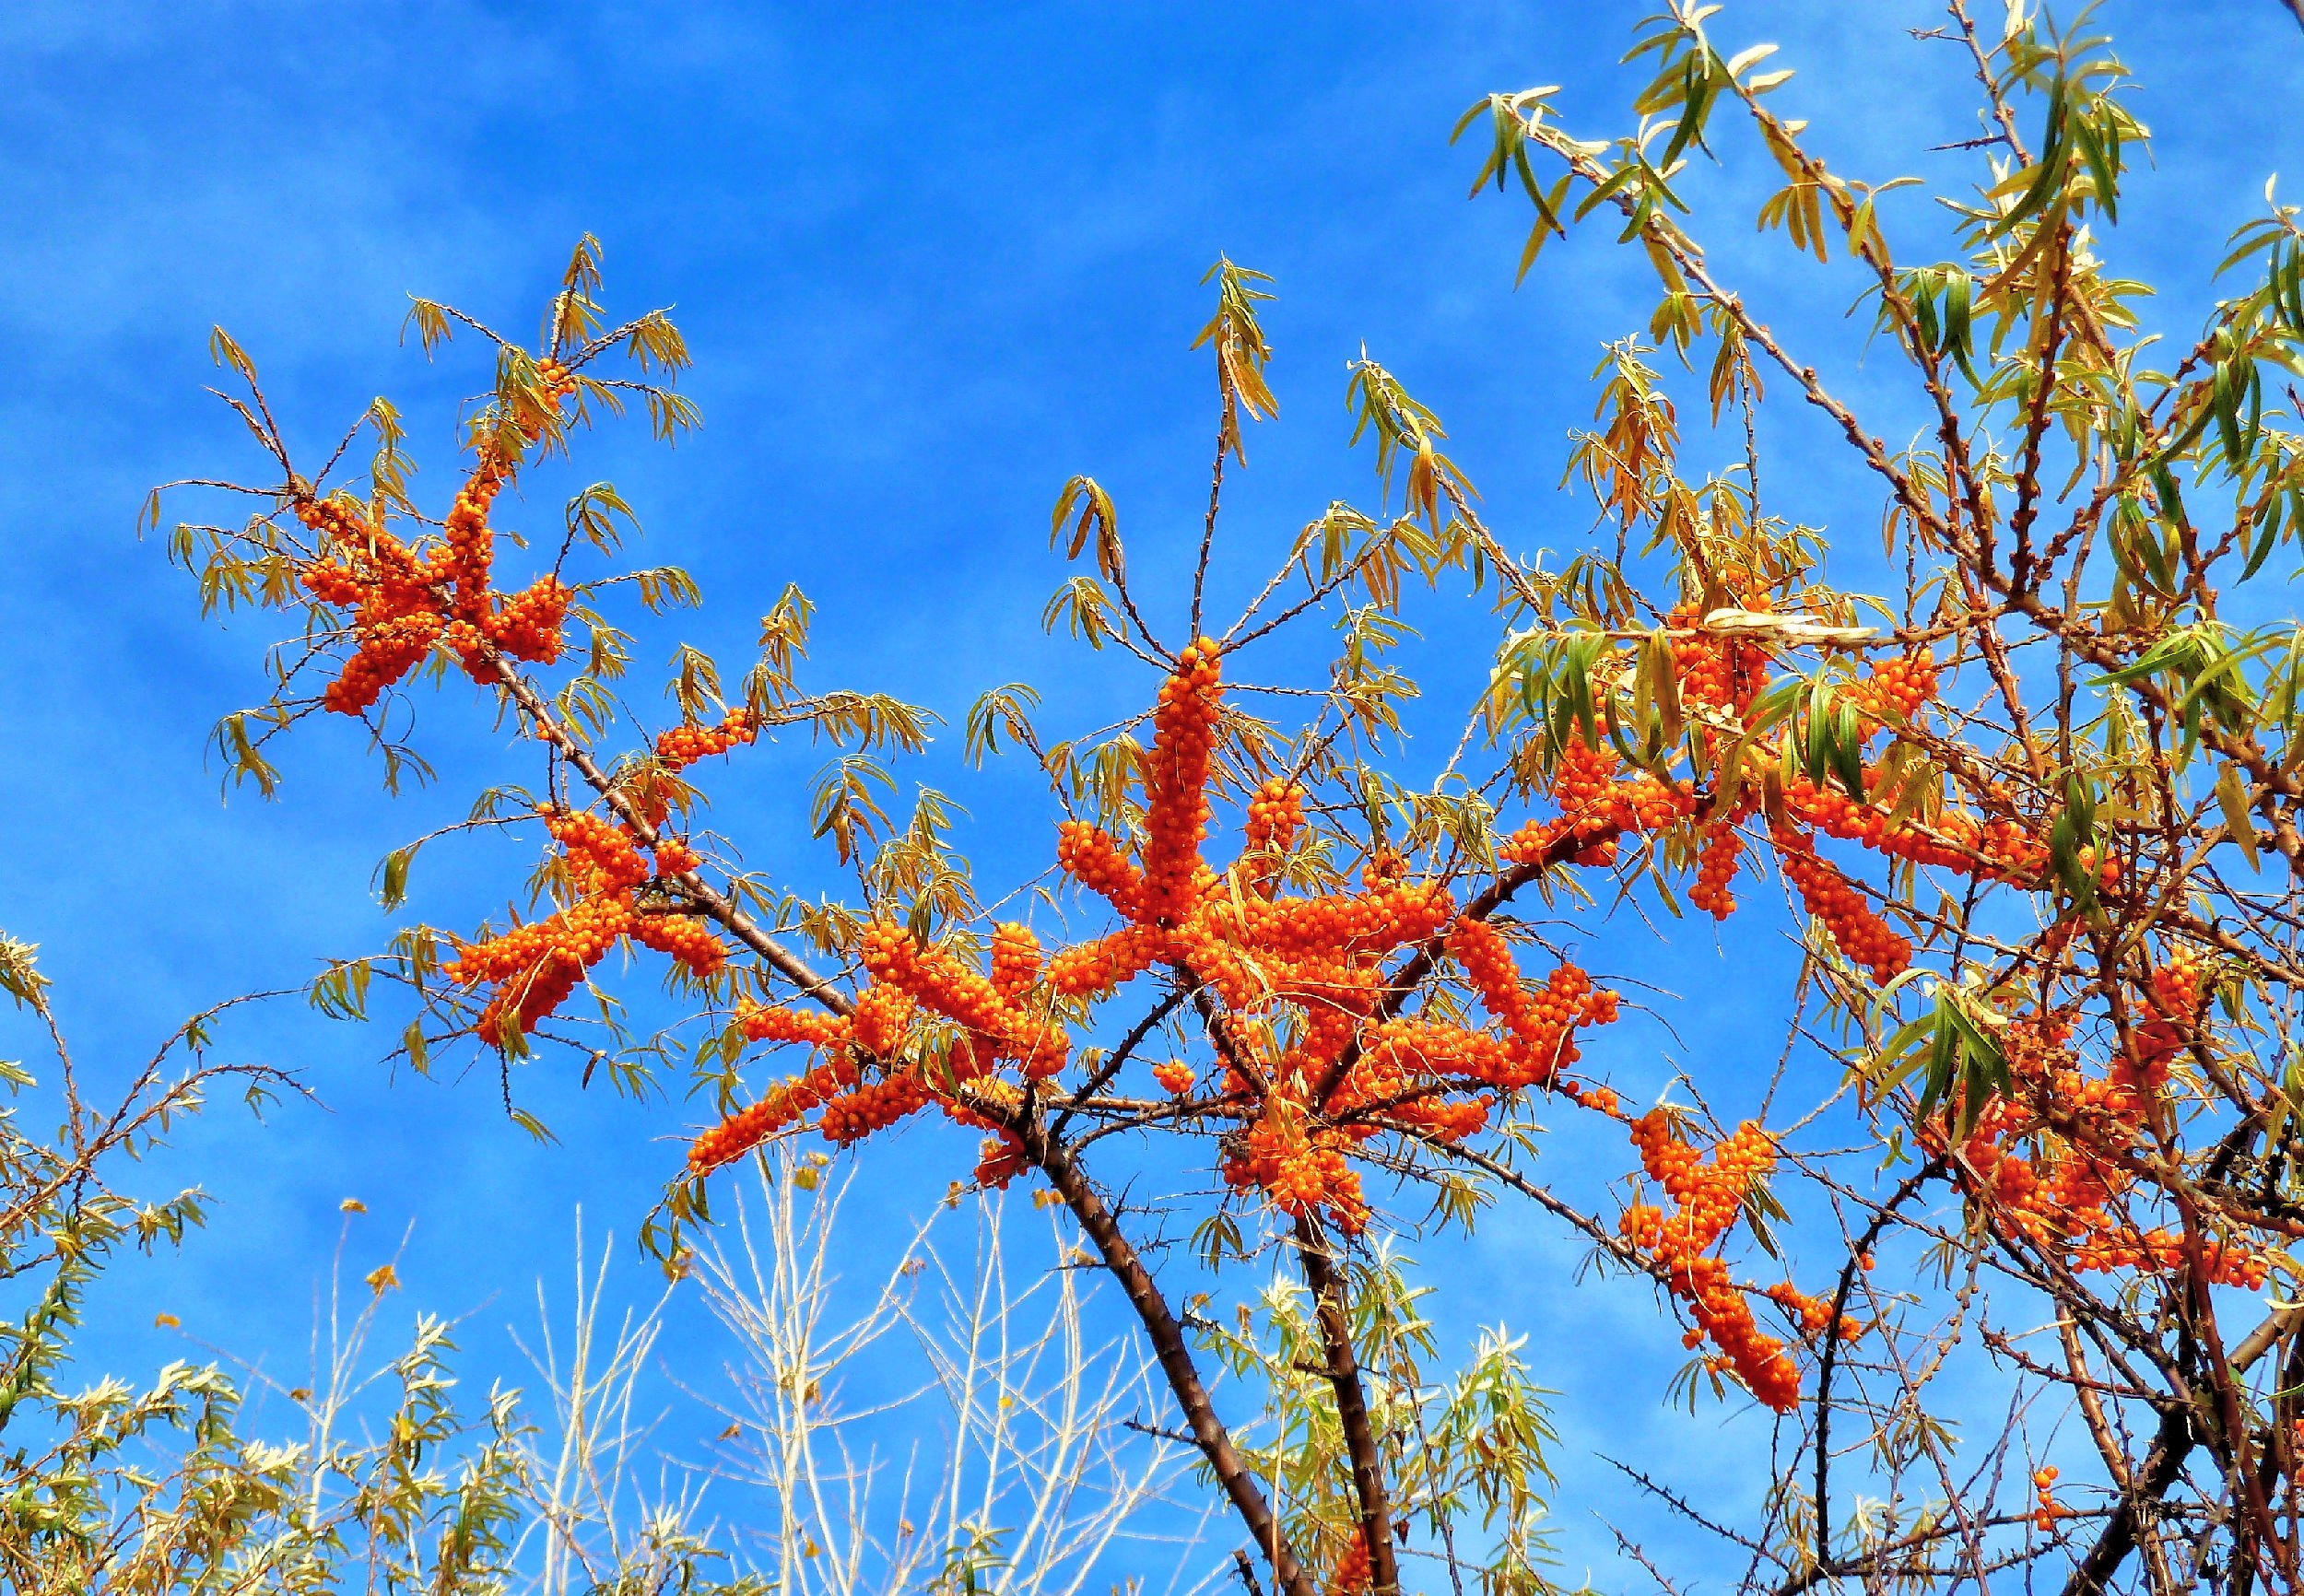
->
xmin=1846 ymin=651 xmax=1937 ymax=730
xmin=657 ymin=707 xmax=758 ymax=772
xmin=630 ymin=909 xmax=730 ymax=979
xmin=1620 ymin=1113 xmax=1808 ymax=1412
xmin=688 ymin=1056 xmax=859 ymax=1173
xmin=1045 ymin=924 xmax=1161 ymax=999
xmin=739 ymin=1005 xmax=853 ymax=1048
xmin=1782 ymin=777 xmax=2051 ymax=886
xmin=1762 ymin=1281 xmax=1856 ymax=1343
xmin=1941 ymin=980 xmax=2271 ymax=1292
xmin=1688 ymin=821 xmax=1745 ymax=920
xmin=849 ymin=984 xmax=918 ymax=1057
xmin=990 ymin=921 xmax=1043 ymax=1001
xmin=448 ymin=808 xmax=728 ymax=1048
xmin=297 ymin=372 xmax=582 ymax=717
xmin=1241 ymin=777 xmax=1303 ymax=895
xmin=1056 ymin=821 xmax=1146 ymax=921
xmin=860 ymin=921 xmax=1069 ymax=1078
xmin=2032 ymin=1466 xmax=2063 ymax=1532
xmin=1667 ymin=602 xmax=1770 ymax=717
xmin=818 ymin=1075 xmax=935 ymax=1144
xmin=1223 ymin=1111 xmax=1369 ymax=1233
xmin=1496 ymin=733 xmax=1696 ymax=867
xmin=1772 ymin=826 xmax=1910 ymax=983
xmin=975 ymin=1131 xmax=1030 ymax=1189
xmin=1445 ymin=917 xmax=1610 ymax=1090
xmin=1324 ymin=1528 xmax=1370 ymax=1596
xmin=1138 ymin=638 xmax=1224 ymax=925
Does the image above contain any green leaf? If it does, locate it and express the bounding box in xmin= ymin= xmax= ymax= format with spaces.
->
xmin=2216 ymin=762 xmax=2262 ymax=869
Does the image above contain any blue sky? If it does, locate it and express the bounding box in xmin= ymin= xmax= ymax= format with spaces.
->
xmin=5 ymin=0 xmax=2303 ymax=1587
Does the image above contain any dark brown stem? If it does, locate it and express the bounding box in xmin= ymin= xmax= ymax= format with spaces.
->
xmin=1193 ymin=410 xmax=1228 ymax=639
xmin=2063 ymin=1303 xmax=2299 ymax=1595
xmin=1294 ymin=1213 xmax=1401 ymax=1595
xmin=1010 ymin=1108 xmax=1317 ymax=1596
xmin=1815 ymin=1163 xmax=1944 ymax=1578
xmin=2063 ymin=1402 xmax=2198 ymax=1596
xmin=1049 ymin=987 xmax=1185 ymax=1144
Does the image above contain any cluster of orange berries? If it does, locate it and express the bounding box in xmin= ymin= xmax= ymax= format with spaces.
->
xmin=1845 ymin=651 xmax=1937 ymax=730
xmin=687 ymin=1054 xmax=856 ymax=1172
xmin=860 ymin=921 xmax=1067 ymax=1079
xmin=1783 ymin=777 xmax=2055 ymax=887
xmin=683 ymin=920 xmax=1068 ymax=1173
xmin=1446 ymin=917 xmax=1612 ymax=1090
xmin=1762 ymin=1280 xmax=1848 ymax=1340
xmin=1054 ymin=822 xmax=1146 ymax=926
xmin=296 ymin=509 xmax=447 ymax=717
xmin=818 ymin=1074 xmax=934 ymax=1144
xmin=990 ymin=921 xmax=1042 ymax=1001
xmin=974 ymin=1128 xmax=1031 ymax=1189
xmin=1241 ymin=777 xmax=1304 ymax=892
xmin=657 ymin=707 xmax=758 ymax=772
xmin=1688 ymin=820 xmax=1746 ymax=920
xmin=849 ymin=982 xmax=917 ymax=1057
xmin=1497 ymin=733 xmax=1695 ymax=867
xmin=1226 ymin=1112 xmax=1369 ymax=1232
xmin=1617 ymin=1113 xmax=1837 ymax=1413
xmin=1045 ymin=921 xmax=1160 ymax=1000
xmin=2032 ymin=1467 xmax=2064 ymax=1532
xmin=296 ymin=350 xmax=586 ymax=719
xmin=1773 ymin=826 xmax=1911 ymax=982
xmin=298 ymin=419 xmax=574 ymax=717
xmin=1667 ymin=603 xmax=1769 ymax=717
xmin=1139 ymin=639 xmax=1224 ymax=924
xmin=446 ymin=808 xmax=728 ymax=1048
xmin=1945 ymin=968 xmax=2273 ymax=1292
xmin=1485 ymin=623 xmax=2062 ymax=1001
xmin=1186 ymin=879 xmax=1457 ymax=1014
xmin=2117 ymin=955 xmax=2198 ymax=1098
xmin=687 ymin=640 xmax=1636 ymax=1236
xmin=1324 ymin=1528 xmax=1369 ymax=1596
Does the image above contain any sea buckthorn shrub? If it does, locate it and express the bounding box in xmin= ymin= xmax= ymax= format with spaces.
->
xmin=162 ymin=7 xmax=2304 ymax=1591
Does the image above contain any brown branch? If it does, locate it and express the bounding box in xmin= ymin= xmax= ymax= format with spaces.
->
xmin=1193 ymin=406 xmax=1228 ymax=640
xmin=1294 ymin=1214 xmax=1401 ymax=1596
xmin=2063 ymin=1303 xmax=2299 ymax=1595
xmin=1006 ymin=1105 xmax=1317 ymax=1596
xmin=1048 ymin=987 xmax=1186 ymax=1145
xmin=1814 ymin=1162 xmax=1945 ymax=1576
